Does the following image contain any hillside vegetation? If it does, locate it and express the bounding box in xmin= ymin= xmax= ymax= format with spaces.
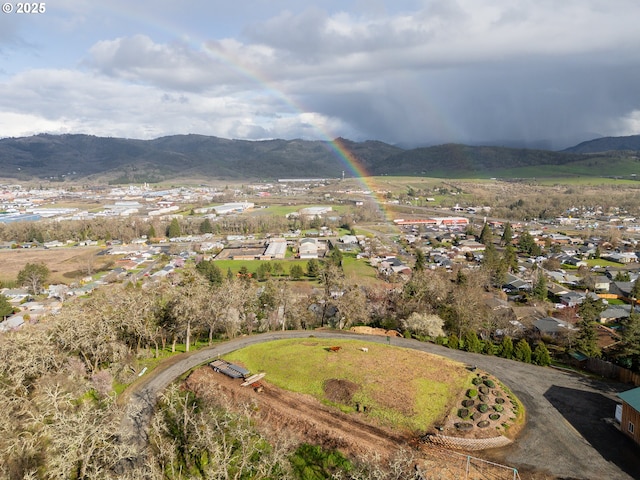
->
xmin=2 ymin=133 xmax=640 ymax=182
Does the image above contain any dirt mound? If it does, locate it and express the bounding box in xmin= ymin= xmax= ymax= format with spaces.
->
xmin=350 ymin=326 xmax=400 ymax=336
xmin=324 ymin=378 xmax=360 ymax=404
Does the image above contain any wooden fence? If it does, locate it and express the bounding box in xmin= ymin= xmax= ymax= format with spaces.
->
xmin=585 ymin=358 xmax=640 ymax=386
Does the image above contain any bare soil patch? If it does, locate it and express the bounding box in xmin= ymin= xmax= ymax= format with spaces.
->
xmin=324 ymin=378 xmax=360 ymax=404
xmin=184 ymin=366 xmax=411 ymax=460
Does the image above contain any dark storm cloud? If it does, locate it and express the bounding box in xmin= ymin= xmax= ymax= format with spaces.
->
xmin=2 ymin=1 xmax=640 ymax=145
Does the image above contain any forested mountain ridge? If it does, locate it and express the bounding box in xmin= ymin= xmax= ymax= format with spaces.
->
xmin=564 ymin=134 xmax=640 ymax=154
xmin=0 ymin=133 xmax=635 ymax=181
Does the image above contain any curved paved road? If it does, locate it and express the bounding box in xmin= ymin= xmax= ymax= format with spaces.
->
xmin=121 ymin=331 xmax=640 ymax=480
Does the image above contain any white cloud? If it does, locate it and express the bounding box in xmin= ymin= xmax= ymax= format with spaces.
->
xmin=1 ymin=0 xmax=640 ymax=148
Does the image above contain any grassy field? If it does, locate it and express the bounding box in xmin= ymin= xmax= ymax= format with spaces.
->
xmin=585 ymin=258 xmax=626 ymax=268
xmin=0 ymin=246 xmax=110 ymax=284
xmin=225 ymin=338 xmax=471 ymax=431
xmin=212 ymin=258 xmax=310 ymax=276
xmin=342 ymin=255 xmax=380 ymax=286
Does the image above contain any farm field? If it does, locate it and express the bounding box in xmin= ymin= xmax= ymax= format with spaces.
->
xmin=0 ymin=246 xmax=108 ymax=284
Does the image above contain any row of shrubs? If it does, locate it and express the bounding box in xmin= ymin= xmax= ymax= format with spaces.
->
xmin=458 ymin=402 xmax=504 ymax=418
xmin=432 ymin=332 xmax=552 ymax=366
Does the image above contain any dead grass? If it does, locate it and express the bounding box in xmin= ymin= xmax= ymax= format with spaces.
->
xmin=0 ymin=246 xmax=108 ymax=284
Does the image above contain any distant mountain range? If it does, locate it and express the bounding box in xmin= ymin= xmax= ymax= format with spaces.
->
xmin=563 ymin=134 xmax=640 ymax=154
xmin=0 ymin=133 xmax=638 ymax=182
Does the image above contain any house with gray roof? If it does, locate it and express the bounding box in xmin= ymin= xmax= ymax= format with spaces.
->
xmin=599 ymin=305 xmax=631 ymax=324
xmin=534 ymin=317 xmax=576 ymax=337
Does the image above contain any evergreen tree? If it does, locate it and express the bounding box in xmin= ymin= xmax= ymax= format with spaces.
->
xmin=238 ymin=266 xmax=251 ymax=283
xmin=578 ymin=296 xmax=605 ymax=323
xmin=199 ymin=218 xmax=213 ymax=234
xmin=226 ymin=267 xmax=234 ymax=281
xmin=514 ymin=338 xmax=532 ymax=363
xmin=0 ymin=294 xmax=13 ymax=319
xmin=503 ymin=243 xmax=518 ymax=272
xmin=533 ymin=341 xmax=552 ymax=366
xmin=464 ymin=331 xmax=483 ymax=353
xmin=483 ymin=340 xmax=496 ymax=356
xmin=614 ymin=312 xmax=640 ymax=371
xmin=306 ymin=259 xmax=321 ymax=277
xmin=167 ymin=218 xmax=181 ymax=238
xmin=455 ymin=270 xmax=467 ymax=286
xmin=414 ymin=248 xmax=426 ymax=272
xmin=447 ymin=333 xmax=459 ymax=350
xmin=482 ymin=242 xmax=499 ymax=270
xmin=574 ymin=318 xmax=600 ymax=357
xmin=533 ymin=271 xmax=547 ymax=301
xmin=501 ymin=222 xmax=513 ymax=245
xmin=518 ymin=230 xmax=536 ymax=255
xmin=290 ymin=264 xmax=304 ymax=280
xmin=499 ymin=336 xmax=514 ymax=359
xmin=631 ymin=278 xmax=640 ymax=313
xmin=255 ymin=262 xmax=273 ymax=281
xmin=329 ymin=247 xmax=343 ymax=267
xmin=195 ymin=260 xmax=223 ymax=285
xmin=479 ymin=223 xmax=492 ymax=245
xmin=147 ymin=224 xmax=157 ymax=239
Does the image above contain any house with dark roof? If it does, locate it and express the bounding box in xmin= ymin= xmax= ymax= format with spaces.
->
xmin=533 ymin=317 xmax=575 ymax=337
xmin=503 ymin=273 xmax=531 ymax=292
xmin=599 ymin=305 xmax=631 ymax=324
xmin=618 ymin=387 xmax=640 ymax=446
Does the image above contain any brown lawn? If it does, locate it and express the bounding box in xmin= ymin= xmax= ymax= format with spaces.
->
xmin=0 ymin=246 xmax=109 ymax=284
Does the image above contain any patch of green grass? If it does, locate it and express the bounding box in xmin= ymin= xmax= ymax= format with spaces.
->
xmin=213 ymin=259 xmax=309 ymax=276
xmin=605 ymin=298 xmax=627 ymax=305
xmin=225 ymin=338 xmax=469 ymax=432
xmin=342 ymin=255 xmax=378 ymax=284
xmin=585 ymin=258 xmax=625 ymax=268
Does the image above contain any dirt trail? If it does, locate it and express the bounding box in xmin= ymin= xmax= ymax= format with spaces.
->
xmin=186 ymin=367 xmax=412 ymax=460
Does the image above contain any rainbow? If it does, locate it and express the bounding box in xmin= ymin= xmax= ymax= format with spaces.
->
xmin=96 ymin=6 xmax=398 ymax=220
xmin=199 ymin=41 xmax=395 ymax=220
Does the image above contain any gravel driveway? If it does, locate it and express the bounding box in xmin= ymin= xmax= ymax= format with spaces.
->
xmin=122 ymin=331 xmax=640 ymax=480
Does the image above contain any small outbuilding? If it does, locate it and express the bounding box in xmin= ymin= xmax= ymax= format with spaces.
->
xmin=618 ymin=387 xmax=640 ymax=445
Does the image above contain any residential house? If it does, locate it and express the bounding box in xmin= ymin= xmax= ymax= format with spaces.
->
xmin=0 ymin=314 xmax=25 ymax=332
xmin=559 ymin=291 xmax=586 ymax=308
xmin=457 ymin=239 xmax=486 ymax=253
xmin=610 ymin=281 xmax=634 ymax=299
xmin=1 ymin=288 xmax=30 ymax=304
xmin=503 ymin=273 xmax=532 ymax=293
xmin=618 ymin=387 xmax=640 ymax=446
xmin=339 ymin=235 xmax=358 ymax=244
xmin=603 ymin=252 xmax=638 ymax=264
xmin=599 ymin=305 xmax=631 ymax=324
xmin=534 ymin=317 xmax=576 ymax=337
xmin=591 ymin=275 xmax=611 ymax=293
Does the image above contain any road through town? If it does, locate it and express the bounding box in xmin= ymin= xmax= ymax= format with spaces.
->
xmin=121 ymin=331 xmax=640 ymax=480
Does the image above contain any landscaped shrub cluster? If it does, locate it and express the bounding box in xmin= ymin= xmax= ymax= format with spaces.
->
xmin=440 ymin=335 xmax=552 ymax=367
xmin=453 ymin=373 xmax=515 ymax=433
